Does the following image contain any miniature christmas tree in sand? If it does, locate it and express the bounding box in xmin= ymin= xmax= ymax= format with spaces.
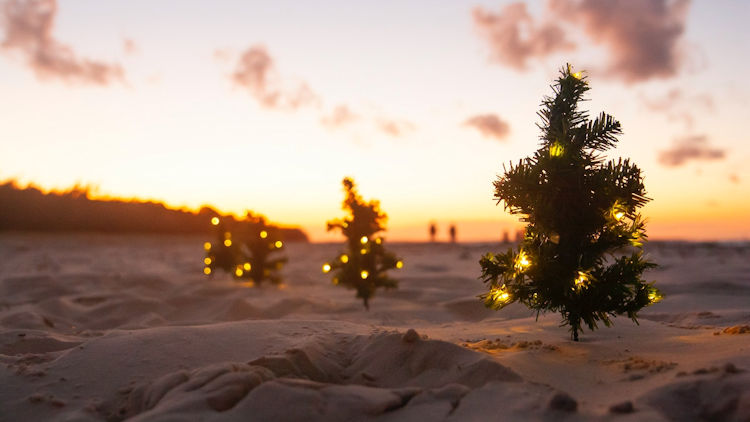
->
xmin=204 ymin=213 xmax=286 ymax=285
xmin=324 ymin=177 xmax=402 ymax=309
xmin=480 ymin=65 xmax=662 ymax=341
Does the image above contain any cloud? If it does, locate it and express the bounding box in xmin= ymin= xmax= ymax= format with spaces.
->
xmin=464 ymin=114 xmax=510 ymax=140
xmin=472 ymin=2 xmax=574 ymax=70
xmin=658 ymin=135 xmax=725 ymax=167
xmin=321 ymin=105 xmax=358 ymax=129
xmin=231 ymin=45 xmax=319 ymax=110
xmin=641 ymin=88 xmax=714 ymax=129
xmin=1 ymin=0 xmax=124 ymax=85
xmin=729 ymin=173 xmax=740 ymax=184
xmin=123 ymin=38 xmax=137 ymax=55
xmin=550 ymin=0 xmax=690 ymax=83
xmin=377 ymin=118 xmax=414 ymax=137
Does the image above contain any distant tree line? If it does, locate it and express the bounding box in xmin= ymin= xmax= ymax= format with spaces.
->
xmin=0 ymin=181 xmax=308 ymax=241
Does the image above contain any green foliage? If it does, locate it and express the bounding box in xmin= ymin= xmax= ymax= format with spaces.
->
xmin=324 ymin=178 xmax=402 ymax=309
xmin=480 ymin=65 xmax=662 ymax=341
xmin=204 ymin=212 xmax=287 ymax=285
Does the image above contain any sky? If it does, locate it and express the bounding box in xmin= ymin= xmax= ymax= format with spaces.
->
xmin=0 ymin=0 xmax=748 ymax=242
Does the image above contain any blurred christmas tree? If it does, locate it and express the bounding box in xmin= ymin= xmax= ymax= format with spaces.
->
xmin=323 ymin=178 xmax=402 ymax=309
xmin=479 ymin=65 xmax=662 ymax=341
xmin=203 ymin=212 xmax=286 ymax=285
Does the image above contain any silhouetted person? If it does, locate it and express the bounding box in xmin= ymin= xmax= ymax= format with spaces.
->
xmin=449 ymin=224 xmax=456 ymax=243
xmin=429 ymin=222 xmax=437 ymax=242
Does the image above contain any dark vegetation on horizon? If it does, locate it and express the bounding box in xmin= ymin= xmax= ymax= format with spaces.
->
xmin=0 ymin=181 xmax=308 ymax=241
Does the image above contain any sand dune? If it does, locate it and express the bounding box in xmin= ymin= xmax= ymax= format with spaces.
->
xmin=0 ymin=234 xmax=748 ymax=421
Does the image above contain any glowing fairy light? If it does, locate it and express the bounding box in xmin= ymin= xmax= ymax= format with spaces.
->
xmin=235 ymin=268 xmax=243 ymax=277
xmin=360 ymin=248 xmax=367 ymax=255
xmin=203 ymin=267 xmax=211 ymax=275
xmin=260 ymin=230 xmax=268 ymax=239
xmin=610 ymin=201 xmax=627 ymax=222
xmin=360 ymin=236 xmax=368 ymax=244
xmin=243 ymin=262 xmax=251 ymax=271
xmin=322 ymin=263 xmax=331 ymax=273
xmin=340 ymin=254 xmax=349 ymax=263
xmin=360 ymin=270 xmax=369 ymax=279
xmin=572 ymin=71 xmax=582 ymax=79
xmin=550 ymin=142 xmax=564 ymax=157
xmin=489 ymin=286 xmax=511 ymax=304
xmin=396 ymin=260 xmax=404 ymax=269
xmin=204 ymin=257 xmax=212 ymax=265
xmin=224 ymin=232 xmax=231 ymax=239
xmin=515 ymin=251 xmax=530 ymax=271
xmin=224 ymin=239 xmax=232 ymax=247
xmin=275 ymin=241 xmax=283 ymax=248
xmin=575 ymin=271 xmax=589 ymax=287
xmin=375 ymin=238 xmax=382 ymax=245
xmin=648 ymin=288 xmax=663 ymax=304
xmin=332 ymin=277 xmax=339 ymax=285
xmin=211 ymin=217 xmax=220 ymax=225
xmin=203 ymin=242 xmax=212 ymax=251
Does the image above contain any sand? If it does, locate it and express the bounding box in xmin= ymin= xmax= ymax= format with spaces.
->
xmin=1 ymin=233 xmax=749 ymax=421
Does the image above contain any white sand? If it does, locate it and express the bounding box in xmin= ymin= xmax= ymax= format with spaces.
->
xmin=1 ymin=233 xmax=748 ymax=421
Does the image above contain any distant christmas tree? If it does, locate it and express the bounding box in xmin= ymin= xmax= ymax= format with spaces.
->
xmin=323 ymin=178 xmax=402 ymax=309
xmin=479 ymin=65 xmax=662 ymax=341
xmin=204 ymin=212 xmax=286 ymax=285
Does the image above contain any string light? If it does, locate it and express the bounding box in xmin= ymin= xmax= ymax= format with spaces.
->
xmin=572 ymin=72 xmax=582 ymax=79
xmin=489 ymin=286 xmax=511 ymax=304
xmin=375 ymin=238 xmax=382 ymax=245
xmin=204 ymin=257 xmax=212 ymax=265
xmin=322 ymin=263 xmax=331 ymax=273
xmin=332 ymin=277 xmax=339 ymax=285
xmin=360 ymin=270 xmax=369 ymax=279
xmin=610 ymin=201 xmax=627 ymax=222
xmin=203 ymin=267 xmax=211 ymax=275
xmin=211 ymin=217 xmax=220 ymax=226
xmin=340 ymin=254 xmax=349 ymax=263
xmin=275 ymin=241 xmax=283 ymax=248
xmin=360 ymin=248 xmax=367 ymax=255
xmin=396 ymin=260 xmax=404 ymax=269
xmin=224 ymin=239 xmax=232 ymax=247
xmin=648 ymin=288 xmax=663 ymax=304
xmin=515 ymin=251 xmax=531 ymax=271
xmin=360 ymin=236 xmax=368 ymax=244
xmin=575 ymin=271 xmax=589 ymax=287
xmin=260 ymin=230 xmax=268 ymax=239
xmin=243 ymin=262 xmax=251 ymax=271
xmin=203 ymin=242 xmax=212 ymax=251
xmin=235 ymin=268 xmax=244 ymax=277
xmin=550 ymin=142 xmax=564 ymax=157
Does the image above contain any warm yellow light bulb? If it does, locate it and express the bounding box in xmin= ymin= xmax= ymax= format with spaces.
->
xmin=203 ymin=242 xmax=211 ymax=251
xmin=360 ymin=248 xmax=367 ymax=255
xmin=396 ymin=260 xmax=404 ymax=269
xmin=203 ymin=267 xmax=211 ymax=275
xmin=375 ymin=238 xmax=382 ymax=245
xmin=575 ymin=271 xmax=588 ymax=287
xmin=340 ymin=254 xmax=349 ymax=263
xmin=243 ymin=262 xmax=251 ymax=271
xmin=235 ymin=268 xmax=243 ymax=277
xmin=224 ymin=239 xmax=232 ymax=247
xmin=204 ymin=257 xmax=212 ymax=265
xmin=515 ymin=251 xmax=530 ymax=270
xmin=322 ymin=263 xmax=331 ymax=273
xmin=360 ymin=236 xmax=368 ymax=244
xmin=550 ymin=142 xmax=564 ymax=157
xmin=490 ymin=287 xmax=510 ymax=303
xmin=260 ymin=230 xmax=268 ymax=239
xmin=211 ymin=217 xmax=220 ymax=225
xmin=572 ymin=72 xmax=582 ymax=79
xmin=360 ymin=270 xmax=369 ymax=279
xmin=275 ymin=241 xmax=283 ymax=248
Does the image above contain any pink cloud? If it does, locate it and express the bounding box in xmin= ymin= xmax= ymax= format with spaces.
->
xmin=232 ymin=45 xmax=319 ymax=110
xmin=321 ymin=104 xmax=359 ymax=129
xmin=1 ymin=0 xmax=124 ymax=85
xmin=658 ymin=135 xmax=725 ymax=167
xmin=472 ymin=2 xmax=574 ymax=70
xmin=377 ymin=118 xmax=414 ymax=137
xmin=464 ymin=114 xmax=511 ymax=140
xmin=550 ymin=0 xmax=690 ymax=83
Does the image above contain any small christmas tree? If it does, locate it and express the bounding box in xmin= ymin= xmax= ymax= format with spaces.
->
xmin=203 ymin=212 xmax=286 ymax=285
xmin=479 ymin=65 xmax=662 ymax=341
xmin=323 ymin=177 xmax=402 ymax=309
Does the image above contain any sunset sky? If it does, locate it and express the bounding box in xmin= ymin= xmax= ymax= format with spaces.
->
xmin=1 ymin=0 xmax=748 ymax=241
